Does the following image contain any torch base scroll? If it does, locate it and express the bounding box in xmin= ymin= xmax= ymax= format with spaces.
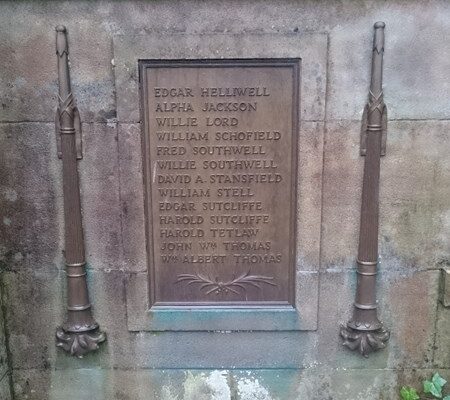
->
xmin=56 ymin=326 xmax=106 ymax=358
xmin=340 ymin=325 xmax=389 ymax=358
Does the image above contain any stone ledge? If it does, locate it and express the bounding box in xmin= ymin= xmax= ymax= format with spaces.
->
xmin=11 ymin=368 xmax=450 ymax=400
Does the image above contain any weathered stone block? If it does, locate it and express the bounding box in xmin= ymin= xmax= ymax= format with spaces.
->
xmin=328 ymin=12 xmax=450 ymax=120
xmin=295 ymin=367 xmax=398 ymax=400
xmin=317 ymin=269 xmax=439 ymax=369
xmin=0 ymin=377 xmax=11 ymax=400
xmin=0 ymin=282 xmax=11 ymax=400
xmin=116 ymin=330 xmax=316 ymax=369
xmin=3 ymin=270 xmax=63 ymax=370
xmin=2 ymin=269 xmax=108 ymax=370
xmin=383 ymin=269 xmax=440 ymax=368
xmin=321 ymin=120 xmax=450 ymax=272
xmin=117 ymin=123 xmax=147 ymax=273
xmin=380 ymin=121 xmax=450 ymax=271
xmin=296 ymin=122 xmax=324 ymax=272
xmin=124 ymin=272 xmax=148 ymax=331
xmin=434 ymin=304 xmax=450 ymax=369
xmin=79 ymin=123 xmax=122 ymax=271
xmin=5 ymin=268 xmax=130 ymax=370
xmin=13 ymin=369 xmax=101 ymax=400
xmin=11 ymin=369 xmax=230 ymax=400
xmin=320 ymin=120 xmax=363 ymax=269
xmin=0 ymin=123 xmax=62 ymax=272
xmin=0 ymin=122 xmax=125 ymax=273
xmin=0 ymin=3 xmax=115 ymax=123
xmin=441 ymin=267 xmax=450 ymax=307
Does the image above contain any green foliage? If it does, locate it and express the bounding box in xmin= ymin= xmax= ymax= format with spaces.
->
xmin=424 ymin=373 xmax=447 ymax=398
xmin=400 ymin=386 xmax=420 ymax=400
xmin=400 ymin=373 xmax=450 ymax=400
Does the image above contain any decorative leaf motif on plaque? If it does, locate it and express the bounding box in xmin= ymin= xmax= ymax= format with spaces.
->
xmin=175 ymin=270 xmax=276 ymax=295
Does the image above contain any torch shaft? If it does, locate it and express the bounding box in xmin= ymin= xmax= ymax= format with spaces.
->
xmin=56 ymin=26 xmax=96 ymax=333
xmin=349 ymin=22 xmax=386 ymax=333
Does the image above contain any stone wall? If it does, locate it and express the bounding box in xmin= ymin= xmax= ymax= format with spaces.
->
xmin=0 ymin=1 xmax=449 ymax=399
xmin=0 ymin=286 xmax=12 ymax=400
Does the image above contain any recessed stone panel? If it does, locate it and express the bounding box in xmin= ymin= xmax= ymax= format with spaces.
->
xmin=115 ymin=32 xmax=327 ymax=330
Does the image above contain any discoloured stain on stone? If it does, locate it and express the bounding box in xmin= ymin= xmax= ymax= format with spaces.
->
xmin=237 ymin=376 xmax=272 ymax=400
xmin=182 ymin=371 xmax=230 ymax=400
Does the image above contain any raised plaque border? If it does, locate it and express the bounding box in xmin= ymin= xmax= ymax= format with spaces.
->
xmin=140 ymin=58 xmax=299 ymax=309
xmin=114 ymin=33 xmax=327 ymax=331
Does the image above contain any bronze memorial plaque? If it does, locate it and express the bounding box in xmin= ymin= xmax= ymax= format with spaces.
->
xmin=140 ymin=59 xmax=299 ymax=307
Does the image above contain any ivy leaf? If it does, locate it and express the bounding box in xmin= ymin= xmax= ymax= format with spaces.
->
xmin=400 ymin=386 xmax=420 ymax=400
xmin=432 ymin=373 xmax=448 ymax=390
xmin=424 ymin=379 xmax=442 ymax=398
xmin=442 ymin=396 xmax=450 ymax=400
xmin=423 ymin=373 xmax=447 ymax=398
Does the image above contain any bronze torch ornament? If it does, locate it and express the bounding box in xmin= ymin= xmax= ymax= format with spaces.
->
xmin=54 ymin=25 xmax=106 ymax=357
xmin=340 ymin=22 xmax=390 ymax=357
